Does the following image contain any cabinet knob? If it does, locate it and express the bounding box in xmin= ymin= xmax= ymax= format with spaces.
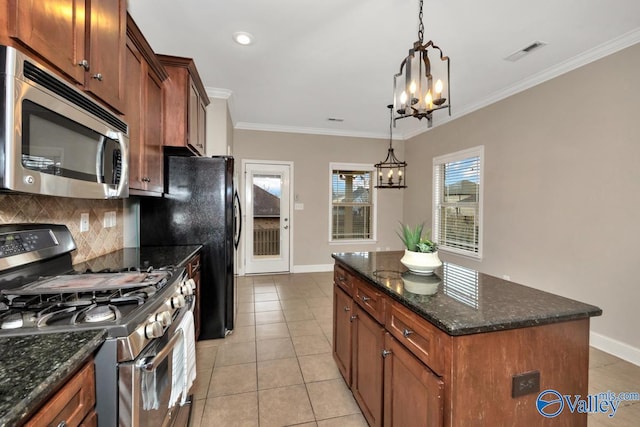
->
xmin=92 ymin=73 xmax=104 ymax=81
xmin=402 ymin=328 xmax=414 ymax=337
xmin=78 ymin=59 xmax=89 ymax=70
xmin=57 ymin=421 xmax=68 ymax=427
xmin=382 ymin=349 xmax=392 ymax=358
xmin=343 ymin=306 xmax=350 ymax=312
xmin=361 ymin=295 xmax=371 ymax=302
xmin=350 ymin=314 xmax=358 ymax=322
xmin=338 ymin=276 xmax=346 ymax=282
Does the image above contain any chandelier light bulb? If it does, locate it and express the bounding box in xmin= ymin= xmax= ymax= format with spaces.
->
xmin=400 ymin=91 xmax=408 ymax=106
xmin=409 ymin=80 xmax=417 ymax=94
xmin=425 ymin=90 xmax=433 ymax=109
xmin=435 ymin=79 xmax=443 ymax=96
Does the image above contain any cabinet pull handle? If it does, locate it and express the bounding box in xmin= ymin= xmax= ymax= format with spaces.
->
xmin=57 ymin=421 xmax=68 ymax=427
xmin=361 ymin=295 xmax=371 ymax=302
xmin=338 ymin=276 xmax=346 ymax=282
xmin=78 ymin=59 xmax=89 ymax=70
xmin=382 ymin=349 xmax=392 ymax=358
xmin=350 ymin=314 xmax=358 ymax=322
xmin=343 ymin=306 xmax=350 ymax=312
xmin=92 ymin=73 xmax=104 ymax=81
xmin=403 ymin=328 xmax=414 ymax=337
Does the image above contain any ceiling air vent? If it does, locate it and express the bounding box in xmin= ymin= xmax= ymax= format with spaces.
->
xmin=327 ymin=117 xmax=344 ymax=122
xmin=504 ymin=41 xmax=547 ymax=62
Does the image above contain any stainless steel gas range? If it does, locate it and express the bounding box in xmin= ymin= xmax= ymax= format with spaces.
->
xmin=0 ymin=224 xmax=196 ymax=427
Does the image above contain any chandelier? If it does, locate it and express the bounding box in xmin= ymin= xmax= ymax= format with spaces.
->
xmin=375 ymin=105 xmax=407 ymax=189
xmin=393 ymin=0 xmax=450 ymax=127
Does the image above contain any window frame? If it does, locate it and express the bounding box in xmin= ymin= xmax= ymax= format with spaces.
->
xmin=432 ymin=146 xmax=484 ymax=259
xmin=328 ymin=162 xmax=377 ymax=244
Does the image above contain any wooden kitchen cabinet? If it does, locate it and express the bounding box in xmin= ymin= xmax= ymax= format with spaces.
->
xmin=26 ymin=358 xmax=97 ymax=427
xmin=125 ymin=14 xmax=168 ymax=195
xmin=186 ymin=252 xmax=202 ymax=339
xmin=333 ymin=285 xmax=353 ymax=384
xmin=158 ymin=54 xmax=210 ymax=156
xmin=352 ymin=305 xmax=385 ymax=427
xmin=383 ymin=334 xmax=444 ymax=427
xmin=5 ymin=0 xmax=126 ymax=112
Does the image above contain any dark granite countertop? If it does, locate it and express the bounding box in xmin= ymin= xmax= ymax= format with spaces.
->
xmin=73 ymin=245 xmax=202 ymax=272
xmin=0 ymin=330 xmax=106 ymax=427
xmin=332 ymin=251 xmax=602 ymax=336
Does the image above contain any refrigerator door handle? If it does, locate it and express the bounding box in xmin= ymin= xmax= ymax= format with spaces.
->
xmin=234 ymin=190 xmax=242 ymax=249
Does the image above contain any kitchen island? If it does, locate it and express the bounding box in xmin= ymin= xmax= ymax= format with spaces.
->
xmin=332 ymin=251 xmax=602 ymax=427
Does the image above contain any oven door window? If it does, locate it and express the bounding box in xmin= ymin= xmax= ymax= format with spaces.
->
xmin=21 ymin=100 xmax=122 ymax=185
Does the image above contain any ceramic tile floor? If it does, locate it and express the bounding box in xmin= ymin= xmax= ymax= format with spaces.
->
xmin=188 ymin=272 xmax=640 ymax=427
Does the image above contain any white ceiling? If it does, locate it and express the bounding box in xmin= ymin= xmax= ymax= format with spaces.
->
xmin=128 ymin=0 xmax=640 ymax=140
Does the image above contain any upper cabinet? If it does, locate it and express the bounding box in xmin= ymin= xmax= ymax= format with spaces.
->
xmin=5 ymin=0 xmax=126 ymax=112
xmin=125 ymin=14 xmax=168 ymax=195
xmin=158 ymin=55 xmax=210 ymax=156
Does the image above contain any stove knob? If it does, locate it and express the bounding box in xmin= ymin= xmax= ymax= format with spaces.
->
xmin=155 ymin=311 xmax=172 ymax=327
xmin=185 ymin=278 xmax=196 ymax=291
xmin=171 ymin=294 xmax=186 ymax=309
xmin=144 ymin=321 xmax=163 ymax=339
xmin=180 ymin=284 xmax=194 ymax=296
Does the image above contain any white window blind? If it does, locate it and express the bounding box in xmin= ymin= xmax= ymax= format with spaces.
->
xmin=330 ymin=165 xmax=375 ymax=241
xmin=433 ymin=146 xmax=483 ymax=258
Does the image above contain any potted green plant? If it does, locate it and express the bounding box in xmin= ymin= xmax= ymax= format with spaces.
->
xmin=397 ymin=223 xmax=442 ymax=276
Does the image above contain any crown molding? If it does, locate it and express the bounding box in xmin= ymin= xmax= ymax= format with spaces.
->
xmin=234 ymin=121 xmax=388 ymax=140
xmin=206 ymin=87 xmax=233 ymax=99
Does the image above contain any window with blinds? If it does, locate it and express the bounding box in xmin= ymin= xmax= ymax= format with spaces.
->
xmin=433 ymin=146 xmax=483 ymax=258
xmin=330 ymin=164 xmax=375 ymax=241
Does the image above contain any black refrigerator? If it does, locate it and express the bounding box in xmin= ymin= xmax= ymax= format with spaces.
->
xmin=139 ymin=156 xmax=237 ymax=339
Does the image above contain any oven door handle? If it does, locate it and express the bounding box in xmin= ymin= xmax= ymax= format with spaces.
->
xmin=139 ymin=329 xmax=183 ymax=372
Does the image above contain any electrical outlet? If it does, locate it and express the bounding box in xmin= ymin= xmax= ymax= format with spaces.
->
xmin=80 ymin=213 xmax=89 ymax=232
xmin=103 ymin=211 xmax=116 ymax=228
xmin=512 ymin=370 xmax=540 ymax=398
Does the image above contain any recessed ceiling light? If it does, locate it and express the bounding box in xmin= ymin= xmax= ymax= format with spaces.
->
xmin=233 ymin=32 xmax=254 ymax=46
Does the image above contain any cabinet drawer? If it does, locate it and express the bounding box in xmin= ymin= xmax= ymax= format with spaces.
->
xmin=354 ymin=280 xmax=386 ymax=325
xmin=387 ymin=301 xmax=445 ymax=375
xmin=26 ymin=359 xmax=96 ymax=427
xmin=334 ymin=264 xmax=354 ymax=296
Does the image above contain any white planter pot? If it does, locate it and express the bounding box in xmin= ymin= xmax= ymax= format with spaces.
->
xmin=400 ymin=249 xmax=442 ymax=276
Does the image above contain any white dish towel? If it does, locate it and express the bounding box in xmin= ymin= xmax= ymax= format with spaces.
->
xmin=168 ymin=310 xmax=197 ymax=408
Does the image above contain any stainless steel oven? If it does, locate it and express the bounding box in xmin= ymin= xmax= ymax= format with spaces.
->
xmin=118 ymin=287 xmax=195 ymax=427
xmin=0 ymin=224 xmax=196 ymax=427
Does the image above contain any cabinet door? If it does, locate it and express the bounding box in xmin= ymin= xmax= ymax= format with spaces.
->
xmin=197 ymin=97 xmax=207 ymax=154
xmin=333 ymin=285 xmax=353 ymax=384
xmin=124 ymin=39 xmax=144 ymax=190
xmin=383 ymin=334 xmax=444 ymax=427
xmin=86 ymin=0 xmax=125 ymax=111
xmin=8 ymin=0 xmax=86 ymax=83
xmin=352 ymin=306 xmax=385 ymax=427
xmin=144 ymin=68 xmax=164 ymax=193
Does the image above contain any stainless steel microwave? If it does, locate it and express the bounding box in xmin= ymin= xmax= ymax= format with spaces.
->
xmin=0 ymin=45 xmax=128 ymax=199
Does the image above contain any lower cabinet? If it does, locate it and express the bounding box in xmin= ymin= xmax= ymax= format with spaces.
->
xmin=332 ymin=285 xmax=353 ymax=383
xmin=352 ymin=305 xmax=385 ymax=427
xmin=383 ymin=334 xmax=444 ymax=427
xmin=185 ymin=252 xmax=202 ymax=339
xmin=26 ymin=358 xmax=96 ymax=427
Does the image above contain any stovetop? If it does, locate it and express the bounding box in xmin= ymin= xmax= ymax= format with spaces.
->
xmin=0 ymin=269 xmax=177 ymax=335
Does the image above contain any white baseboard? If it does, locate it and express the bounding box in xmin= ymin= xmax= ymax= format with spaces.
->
xmin=291 ymin=264 xmax=334 ymax=273
xmin=590 ymin=331 xmax=640 ymax=367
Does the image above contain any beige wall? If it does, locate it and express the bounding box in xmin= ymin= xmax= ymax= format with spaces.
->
xmin=206 ymin=97 xmax=234 ymax=155
xmin=404 ymin=43 xmax=640 ymax=356
xmin=234 ymin=130 xmax=405 ymax=269
xmin=0 ymin=194 xmax=124 ymax=264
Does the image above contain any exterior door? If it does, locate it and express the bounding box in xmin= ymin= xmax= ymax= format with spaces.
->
xmin=244 ymin=162 xmax=291 ymax=274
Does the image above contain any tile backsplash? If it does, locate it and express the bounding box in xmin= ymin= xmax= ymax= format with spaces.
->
xmin=0 ymin=194 xmax=124 ymax=264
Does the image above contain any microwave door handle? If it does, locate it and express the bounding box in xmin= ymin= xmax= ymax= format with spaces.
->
xmin=115 ymin=132 xmax=128 ymax=196
xmin=96 ymin=135 xmax=106 ymax=183
xmin=139 ymin=329 xmax=183 ymax=372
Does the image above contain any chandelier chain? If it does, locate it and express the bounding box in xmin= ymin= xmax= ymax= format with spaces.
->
xmin=418 ymin=0 xmax=424 ymax=43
